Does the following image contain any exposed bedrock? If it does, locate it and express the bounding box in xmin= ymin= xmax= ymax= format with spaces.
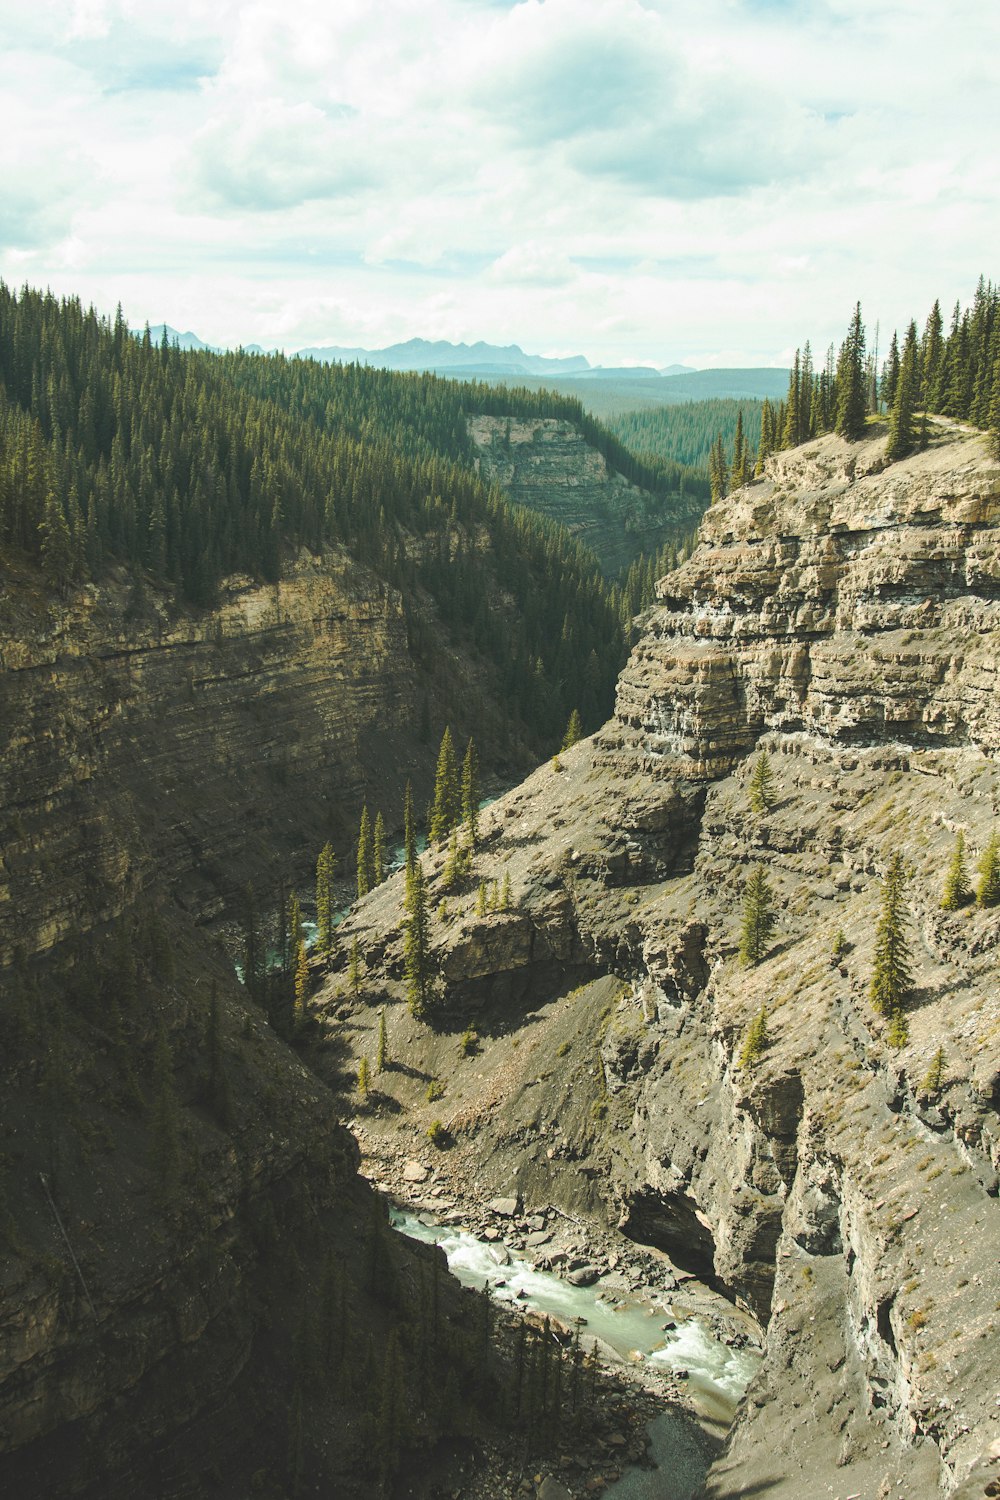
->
xmin=335 ymin=426 xmax=1000 ymax=1497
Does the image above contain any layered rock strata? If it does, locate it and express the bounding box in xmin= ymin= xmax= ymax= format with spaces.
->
xmin=468 ymin=414 xmax=696 ymax=575
xmin=330 ymin=425 xmax=1000 ymax=1499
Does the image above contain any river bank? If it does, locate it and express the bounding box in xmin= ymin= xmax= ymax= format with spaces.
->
xmin=355 ymin=1123 xmax=763 ymax=1499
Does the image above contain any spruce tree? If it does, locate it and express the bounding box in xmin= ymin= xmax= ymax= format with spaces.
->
xmin=738 ymin=1005 xmax=769 ymax=1068
xmin=373 ymin=811 xmax=386 ymax=885
xmin=739 ymin=866 xmax=776 ymax=967
xmin=748 ymin=750 xmax=777 ymax=815
xmin=921 ymin=1045 xmax=946 ymax=1097
xmin=404 ymin=780 xmax=417 ymax=874
xmin=941 ymin=831 xmax=972 ymax=911
xmin=357 ymin=1055 xmax=370 ymax=1099
xmin=835 ymin=303 xmax=868 ymax=440
xmin=357 ymin=804 xmax=372 ymax=898
xmin=348 ymin=935 xmax=362 ymax=995
xmin=886 ymin=329 xmax=918 ymax=462
xmin=404 ymin=862 xmax=432 ymax=1018
xmin=442 ymin=830 xmax=461 ymax=892
xmin=287 ymin=891 xmax=303 ymax=963
xmin=976 ymin=830 xmax=1000 ymax=907
xmin=294 ymin=940 xmax=309 ymax=1028
xmin=869 ymin=853 xmax=913 ymax=1040
xmin=460 ymin=737 xmax=480 ymax=844
xmin=562 ymin=709 xmax=583 ymax=751
xmin=315 ymin=842 xmax=335 ymax=959
xmin=376 ymin=1009 xmax=387 ymax=1074
xmin=430 ymin=727 xmax=459 ymax=843
xmin=731 ymin=409 xmax=749 ymax=488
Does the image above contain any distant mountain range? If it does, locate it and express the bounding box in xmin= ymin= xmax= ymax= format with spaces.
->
xmin=143 ymin=326 xmax=787 ymax=401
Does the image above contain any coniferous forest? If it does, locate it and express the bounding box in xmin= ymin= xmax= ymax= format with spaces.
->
xmin=0 ymin=283 xmax=656 ymax=743
xmin=702 ymin=279 xmax=1000 ymax=502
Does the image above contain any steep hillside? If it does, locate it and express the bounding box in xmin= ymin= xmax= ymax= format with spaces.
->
xmin=324 ymin=421 xmax=1000 ymax=1499
xmin=468 ymin=414 xmax=703 ymax=576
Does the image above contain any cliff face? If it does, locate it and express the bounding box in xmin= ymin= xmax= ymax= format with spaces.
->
xmin=0 ymin=548 xmax=417 ymax=966
xmin=468 ymin=414 xmax=696 ymax=575
xmin=0 ymin=541 xmax=540 ymax=1496
xmin=331 ymin=423 xmax=1000 ymax=1499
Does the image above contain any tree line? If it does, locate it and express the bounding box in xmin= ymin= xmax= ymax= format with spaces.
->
xmin=706 ymin=278 xmax=1000 ymax=500
xmin=0 ymin=281 xmax=634 ymax=744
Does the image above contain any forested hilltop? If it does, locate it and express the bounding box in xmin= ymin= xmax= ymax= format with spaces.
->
xmin=705 ymin=278 xmax=1000 ymax=499
xmin=0 ymin=283 xmax=667 ymax=743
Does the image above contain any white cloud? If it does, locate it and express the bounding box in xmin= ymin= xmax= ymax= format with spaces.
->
xmin=0 ymin=0 xmax=997 ymax=363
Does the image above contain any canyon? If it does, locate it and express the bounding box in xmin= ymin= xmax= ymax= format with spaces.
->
xmin=2 ymin=416 xmax=999 ymax=1498
xmin=328 ymin=421 xmax=1000 ymax=1499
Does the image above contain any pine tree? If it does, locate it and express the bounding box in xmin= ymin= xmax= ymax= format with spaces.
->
xmin=476 ymin=880 xmax=487 ymax=917
xmin=287 ymin=891 xmax=303 ymax=965
xmin=976 ymin=830 xmax=1000 ymax=907
xmin=881 ymin=329 xmax=900 ymax=409
xmin=731 ymin=409 xmax=749 ymax=488
xmin=869 ymin=854 xmax=913 ymax=1040
xmin=461 ymin=737 xmax=480 ymax=844
xmin=430 ymin=726 xmax=459 ymax=843
xmin=562 ymin=708 xmax=583 ymax=751
xmin=294 ymin=940 xmax=309 ymax=1028
xmin=886 ymin=327 xmax=918 ymax=463
xmin=442 ymin=830 xmax=461 ymax=891
xmin=738 ymin=1005 xmax=769 ymax=1068
xmin=39 ymin=489 xmax=73 ymax=590
xmin=357 ymin=804 xmax=372 ymax=898
xmin=835 ymin=303 xmax=868 ymax=440
xmin=373 ymin=811 xmax=386 ymax=885
xmin=404 ymin=862 xmax=432 ymax=1018
xmin=921 ymin=1045 xmax=946 ymax=1097
xmin=941 ymin=831 xmax=972 ymax=911
xmin=348 ymin=935 xmax=361 ymax=995
xmin=315 ymin=842 xmax=335 ymax=959
xmin=748 ymin=750 xmax=776 ymax=815
xmin=782 ymin=352 xmax=801 ymax=449
xmin=376 ymin=1009 xmax=387 ymax=1073
xmin=500 ymin=871 xmax=512 ymax=910
xmin=739 ymin=866 xmax=776 ymax=967
xmin=357 ymin=1055 xmax=370 ymax=1099
xmin=708 ymin=433 xmax=728 ymax=503
xmin=404 ymin=780 xmax=417 ymax=874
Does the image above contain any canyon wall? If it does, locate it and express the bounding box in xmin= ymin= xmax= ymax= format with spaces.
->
xmin=332 ymin=423 xmax=1000 ymax=1498
xmin=468 ymin=413 xmax=698 ymax=575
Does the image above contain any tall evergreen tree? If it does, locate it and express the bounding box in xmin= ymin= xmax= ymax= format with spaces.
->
xmin=885 ymin=329 xmax=918 ymax=463
xmin=739 ymin=866 xmax=776 ymax=967
xmin=976 ymin=830 xmax=1000 ymax=908
xmin=357 ymin=805 xmax=372 ymax=898
xmin=460 ymin=737 xmax=480 ymax=844
xmin=373 ymin=811 xmax=386 ymax=885
xmin=404 ymin=780 xmax=417 ymax=874
xmin=941 ymin=831 xmax=972 ymax=911
xmin=429 ymin=727 xmax=459 ymax=843
xmin=731 ymin=409 xmax=750 ymax=488
xmin=315 ymin=842 xmax=335 ymax=959
xmin=403 ymin=862 xmax=432 ymax=1018
xmin=835 ymin=303 xmax=868 ymax=440
xmin=748 ymin=750 xmax=777 ymax=816
xmin=869 ymin=853 xmax=913 ymax=1042
xmin=561 ymin=709 xmax=583 ymax=751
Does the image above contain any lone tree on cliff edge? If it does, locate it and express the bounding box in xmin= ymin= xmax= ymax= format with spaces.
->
xmin=739 ymin=866 xmax=776 ymax=967
xmin=748 ymin=750 xmax=777 ymax=816
xmin=869 ymin=853 xmax=913 ymax=1045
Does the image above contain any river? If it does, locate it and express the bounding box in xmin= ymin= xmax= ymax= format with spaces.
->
xmin=391 ymin=1209 xmax=760 ymax=1497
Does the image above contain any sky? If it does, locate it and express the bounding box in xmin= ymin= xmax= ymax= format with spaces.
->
xmin=2 ymin=0 xmax=998 ymax=368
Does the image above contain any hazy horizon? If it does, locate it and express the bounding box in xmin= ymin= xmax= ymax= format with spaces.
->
xmin=3 ymin=1 xmax=998 ymax=367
